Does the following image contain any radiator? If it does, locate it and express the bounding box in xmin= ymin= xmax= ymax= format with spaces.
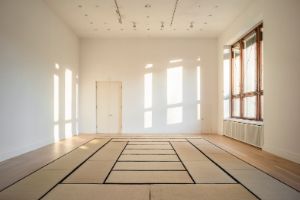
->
xmin=223 ymin=119 xmax=264 ymax=148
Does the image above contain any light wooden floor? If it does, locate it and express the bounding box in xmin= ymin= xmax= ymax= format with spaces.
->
xmin=0 ymin=134 xmax=299 ymax=200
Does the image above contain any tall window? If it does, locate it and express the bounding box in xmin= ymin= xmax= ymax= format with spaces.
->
xmin=228 ymin=24 xmax=263 ymax=121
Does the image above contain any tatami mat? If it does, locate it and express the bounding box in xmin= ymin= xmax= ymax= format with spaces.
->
xmin=42 ymin=184 xmax=150 ymax=200
xmin=206 ymin=153 xmax=254 ymax=170
xmin=228 ymin=169 xmax=300 ymax=200
xmin=171 ymin=142 xmax=208 ymax=161
xmin=119 ymin=154 xmax=179 ymax=162
xmin=123 ymin=149 xmax=176 ymax=155
xmin=126 ymin=144 xmax=172 ymax=150
xmin=150 ymin=184 xmax=258 ymax=200
xmin=63 ymin=160 xmax=115 ymax=183
xmin=89 ymin=142 xmax=126 ymax=161
xmin=0 ymin=169 xmax=68 ymax=200
xmin=128 ymin=141 xmax=170 ymax=145
xmin=2 ymin=137 xmax=299 ymax=200
xmin=189 ymin=139 xmax=228 ymax=154
xmin=112 ymin=138 xmax=186 ymax=142
xmin=114 ymin=161 xmax=185 ymax=170
xmin=106 ymin=171 xmax=193 ymax=183
xmin=183 ymin=161 xmax=236 ymax=183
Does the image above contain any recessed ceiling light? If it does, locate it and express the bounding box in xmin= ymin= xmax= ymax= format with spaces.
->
xmin=190 ymin=22 xmax=194 ymax=28
xmin=145 ymin=4 xmax=151 ymax=8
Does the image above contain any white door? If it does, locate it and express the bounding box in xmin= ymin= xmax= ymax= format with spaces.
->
xmin=96 ymin=81 xmax=122 ymax=133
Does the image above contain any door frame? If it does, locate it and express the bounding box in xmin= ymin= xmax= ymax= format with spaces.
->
xmin=96 ymin=81 xmax=122 ymax=133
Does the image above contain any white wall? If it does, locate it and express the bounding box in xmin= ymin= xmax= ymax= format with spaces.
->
xmin=0 ymin=0 xmax=79 ymax=162
xmin=263 ymin=0 xmax=300 ymax=163
xmin=80 ymin=38 xmax=218 ymax=134
xmin=217 ymin=0 xmax=300 ymax=163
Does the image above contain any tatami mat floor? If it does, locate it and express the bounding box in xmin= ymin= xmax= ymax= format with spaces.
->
xmin=0 ymin=136 xmax=299 ymax=200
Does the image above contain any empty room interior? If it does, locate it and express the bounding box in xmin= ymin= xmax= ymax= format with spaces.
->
xmin=0 ymin=0 xmax=300 ymax=199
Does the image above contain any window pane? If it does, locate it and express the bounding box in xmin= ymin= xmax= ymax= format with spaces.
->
xmin=223 ymin=49 xmax=230 ymax=98
xmin=233 ymin=45 xmax=241 ymax=95
xmin=244 ymin=96 xmax=256 ymax=118
xmin=233 ymin=98 xmax=240 ymax=117
xmin=261 ymin=95 xmax=264 ymax=119
xmin=260 ymin=29 xmax=264 ymax=90
xmin=243 ymin=33 xmax=257 ymax=92
xmin=224 ymin=99 xmax=230 ymax=118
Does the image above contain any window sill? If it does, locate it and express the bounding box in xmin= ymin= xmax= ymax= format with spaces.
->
xmin=224 ymin=118 xmax=264 ymax=126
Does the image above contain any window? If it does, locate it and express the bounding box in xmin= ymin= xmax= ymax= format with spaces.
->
xmin=228 ymin=24 xmax=263 ymax=121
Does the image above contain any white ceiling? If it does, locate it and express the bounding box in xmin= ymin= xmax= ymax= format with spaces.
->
xmin=45 ymin=0 xmax=252 ymax=38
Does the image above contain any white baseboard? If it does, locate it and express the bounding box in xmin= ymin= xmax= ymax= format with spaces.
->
xmin=0 ymin=138 xmax=53 ymax=162
xmin=263 ymin=145 xmax=300 ymax=164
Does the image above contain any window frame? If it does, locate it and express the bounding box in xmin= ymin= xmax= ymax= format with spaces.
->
xmin=230 ymin=23 xmax=263 ymax=121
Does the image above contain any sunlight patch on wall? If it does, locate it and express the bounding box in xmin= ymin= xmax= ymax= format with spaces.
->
xmin=169 ymin=59 xmax=182 ymax=63
xmin=167 ymin=67 xmax=182 ymax=105
xmin=144 ymin=111 xmax=152 ymax=128
xmin=54 ymin=124 xmax=59 ymax=142
xmin=75 ymin=82 xmax=79 ymax=135
xmin=65 ymin=123 xmax=72 ymax=139
xmin=65 ymin=69 xmax=72 ymax=120
xmin=145 ymin=64 xmax=153 ymax=69
xmin=167 ymin=107 xmax=183 ymax=124
xmin=144 ymin=73 xmax=152 ymax=109
xmin=54 ymin=74 xmax=59 ymax=122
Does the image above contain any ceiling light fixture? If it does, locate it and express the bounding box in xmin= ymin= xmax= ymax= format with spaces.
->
xmin=161 ymin=21 xmax=164 ymax=30
xmin=170 ymin=0 xmax=179 ymax=26
xmin=190 ymin=22 xmax=194 ymax=29
xmin=132 ymin=22 xmax=136 ymax=28
xmin=114 ymin=0 xmax=123 ymax=24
